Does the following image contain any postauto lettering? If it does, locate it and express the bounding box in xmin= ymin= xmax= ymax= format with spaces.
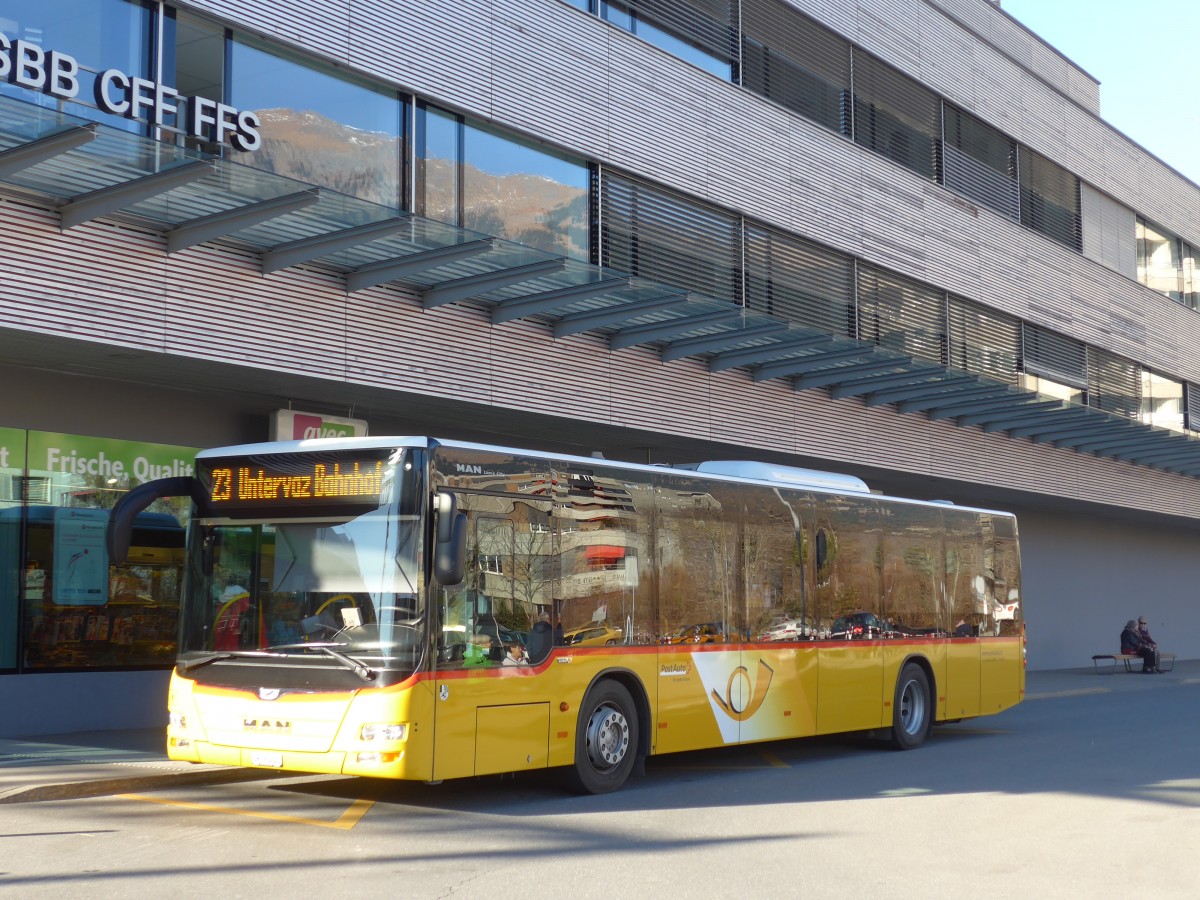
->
xmin=0 ymin=36 xmax=260 ymax=151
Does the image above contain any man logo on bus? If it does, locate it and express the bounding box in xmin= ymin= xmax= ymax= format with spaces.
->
xmin=711 ymin=659 xmax=774 ymax=722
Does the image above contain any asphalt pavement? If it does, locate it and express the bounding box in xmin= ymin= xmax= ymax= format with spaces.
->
xmin=2 ymin=659 xmax=1195 ymax=805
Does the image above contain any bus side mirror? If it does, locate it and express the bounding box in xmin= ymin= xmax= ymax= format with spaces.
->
xmin=434 ymin=513 xmax=467 ymax=586
xmin=434 ymin=492 xmax=466 ymax=585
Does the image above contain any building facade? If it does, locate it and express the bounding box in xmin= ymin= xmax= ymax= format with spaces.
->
xmin=2 ymin=0 xmax=1199 ymax=735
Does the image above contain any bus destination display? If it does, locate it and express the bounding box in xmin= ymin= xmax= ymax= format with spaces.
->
xmin=202 ymin=456 xmax=387 ymax=509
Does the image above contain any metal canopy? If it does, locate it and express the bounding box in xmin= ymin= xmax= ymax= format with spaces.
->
xmin=609 ymin=306 xmax=737 ymax=349
xmin=752 ymin=345 xmax=879 ymax=381
xmin=3 ymin=93 xmax=1200 ymax=478
xmin=861 ymin=374 xmax=981 ymax=406
xmin=708 ymin=330 xmax=835 ymax=372
xmin=661 ymin=320 xmax=787 ymax=362
xmin=0 ymin=123 xmax=96 ymax=179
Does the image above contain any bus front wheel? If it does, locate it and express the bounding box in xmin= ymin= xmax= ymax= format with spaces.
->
xmin=890 ymin=663 xmax=931 ymax=750
xmin=567 ymin=680 xmax=638 ymax=794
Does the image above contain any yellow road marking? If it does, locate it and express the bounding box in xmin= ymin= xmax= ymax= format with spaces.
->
xmin=759 ymin=750 xmax=790 ymax=768
xmin=117 ymin=793 xmax=375 ymax=829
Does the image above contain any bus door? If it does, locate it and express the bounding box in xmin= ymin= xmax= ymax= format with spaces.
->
xmin=431 ymin=496 xmax=555 ymax=781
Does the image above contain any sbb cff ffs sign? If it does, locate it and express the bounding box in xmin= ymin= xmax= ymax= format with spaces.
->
xmin=0 ymin=35 xmax=261 ymax=150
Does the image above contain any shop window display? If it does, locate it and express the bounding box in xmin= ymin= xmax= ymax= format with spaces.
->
xmin=8 ymin=430 xmax=196 ymax=671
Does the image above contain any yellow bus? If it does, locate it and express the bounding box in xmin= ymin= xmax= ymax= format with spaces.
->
xmin=107 ymin=436 xmax=1024 ymax=793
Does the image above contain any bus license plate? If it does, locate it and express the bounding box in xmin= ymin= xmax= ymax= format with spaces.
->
xmin=250 ymin=751 xmax=283 ymax=768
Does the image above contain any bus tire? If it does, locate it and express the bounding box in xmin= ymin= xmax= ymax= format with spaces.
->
xmin=567 ymin=680 xmax=638 ymax=794
xmin=890 ymin=662 xmax=931 ymax=750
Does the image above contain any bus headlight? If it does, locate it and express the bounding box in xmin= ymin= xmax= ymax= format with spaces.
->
xmin=360 ymin=723 xmax=407 ymax=742
xmin=169 ymin=711 xmax=188 ymax=729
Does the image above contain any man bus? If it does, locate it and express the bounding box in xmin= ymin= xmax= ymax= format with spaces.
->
xmin=107 ymin=436 xmax=1024 ymax=793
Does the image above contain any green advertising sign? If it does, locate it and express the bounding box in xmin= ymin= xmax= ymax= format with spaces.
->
xmin=0 ymin=426 xmax=25 ymax=472
xmin=26 ymin=431 xmax=200 ymax=485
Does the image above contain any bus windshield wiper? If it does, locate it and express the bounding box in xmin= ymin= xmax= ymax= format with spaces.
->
xmin=265 ymin=642 xmax=378 ymax=682
xmin=177 ymin=650 xmax=269 ymax=673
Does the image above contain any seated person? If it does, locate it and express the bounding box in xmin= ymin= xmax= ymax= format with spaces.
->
xmin=463 ymin=634 xmax=498 ymax=667
xmin=1120 ymin=619 xmax=1160 ymax=673
xmin=502 ymin=642 xmax=527 ymax=666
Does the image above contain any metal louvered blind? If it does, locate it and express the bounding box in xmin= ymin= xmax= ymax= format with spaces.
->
xmin=855 ymin=265 xmax=946 ymax=364
xmin=942 ymin=105 xmax=1019 ymax=220
xmin=740 ymin=0 xmax=851 ymax=133
xmin=1018 ymin=146 xmax=1081 ymax=251
xmin=1087 ymin=347 xmax=1140 ymax=419
xmin=851 ymin=48 xmax=940 ymax=180
xmin=1021 ymin=322 xmax=1087 ymax=388
xmin=598 ymin=168 xmax=742 ymax=303
xmin=946 ymin=296 xmax=1019 ymax=384
xmin=744 ymin=225 xmax=855 ymax=337
xmin=624 ymin=0 xmax=737 ymax=64
xmin=1187 ymin=384 xmax=1200 ymax=432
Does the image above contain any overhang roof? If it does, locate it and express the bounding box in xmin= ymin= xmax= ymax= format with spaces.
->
xmin=3 ymin=95 xmax=1200 ymax=477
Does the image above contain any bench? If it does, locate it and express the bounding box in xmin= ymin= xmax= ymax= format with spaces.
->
xmin=1091 ymin=653 xmax=1176 ymax=674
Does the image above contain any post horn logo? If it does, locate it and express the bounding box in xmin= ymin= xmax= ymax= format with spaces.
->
xmin=711 ymin=659 xmax=774 ymax=722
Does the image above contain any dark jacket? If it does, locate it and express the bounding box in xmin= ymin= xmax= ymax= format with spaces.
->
xmin=526 ymin=620 xmax=553 ymax=664
xmin=1120 ymin=625 xmax=1141 ymax=655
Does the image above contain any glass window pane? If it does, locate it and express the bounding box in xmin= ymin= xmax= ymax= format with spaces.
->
xmin=601 ymin=0 xmax=734 ymax=80
xmin=1141 ymin=370 xmax=1184 ymax=432
xmin=417 ymin=104 xmax=460 ymax=225
xmin=1182 ymin=243 xmax=1200 ymax=311
xmin=462 ymin=122 xmax=589 ymax=258
xmin=0 ymin=0 xmax=152 ymax=134
xmin=1137 ymin=218 xmax=1182 ymax=301
xmin=229 ymin=39 xmax=404 ymax=207
xmin=18 ymin=431 xmax=194 ymax=670
xmin=162 ymin=11 xmax=224 ymax=144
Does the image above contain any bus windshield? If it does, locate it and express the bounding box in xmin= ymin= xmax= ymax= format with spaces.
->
xmin=177 ymin=449 xmax=426 ymax=679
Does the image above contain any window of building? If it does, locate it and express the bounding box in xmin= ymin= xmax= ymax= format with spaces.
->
xmin=160 ymin=9 xmax=224 ymax=151
xmin=946 ymin=296 xmax=1020 ymax=385
xmin=1141 ymin=370 xmax=1184 ymax=432
xmin=0 ymin=0 xmax=153 ymax=134
xmin=851 ymin=49 xmax=940 ymax=181
xmin=943 ymin=104 xmax=1019 ymax=220
xmin=739 ymin=0 xmax=850 ymax=134
xmin=1087 ymin=347 xmax=1140 ymax=419
xmin=744 ymin=225 xmax=855 ymax=337
xmin=1018 ymin=147 xmax=1081 ymax=251
xmin=227 ymin=38 xmax=406 ymax=208
xmin=856 ymin=265 xmax=946 ymax=365
xmin=1021 ymin=322 xmax=1087 ymax=405
xmin=597 ymin=0 xmax=735 ymax=80
xmin=1182 ymin=242 xmax=1200 ymax=311
xmin=417 ymin=104 xmax=589 ymax=259
xmin=1136 ymin=217 xmax=1183 ymax=302
xmin=6 ymin=430 xmax=196 ymax=672
xmin=598 ymin=168 xmax=741 ymax=302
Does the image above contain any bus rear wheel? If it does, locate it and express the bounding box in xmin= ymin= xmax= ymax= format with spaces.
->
xmin=891 ymin=663 xmax=931 ymax=750
xmin=567 ymin=680 xmax=638 ymax=794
